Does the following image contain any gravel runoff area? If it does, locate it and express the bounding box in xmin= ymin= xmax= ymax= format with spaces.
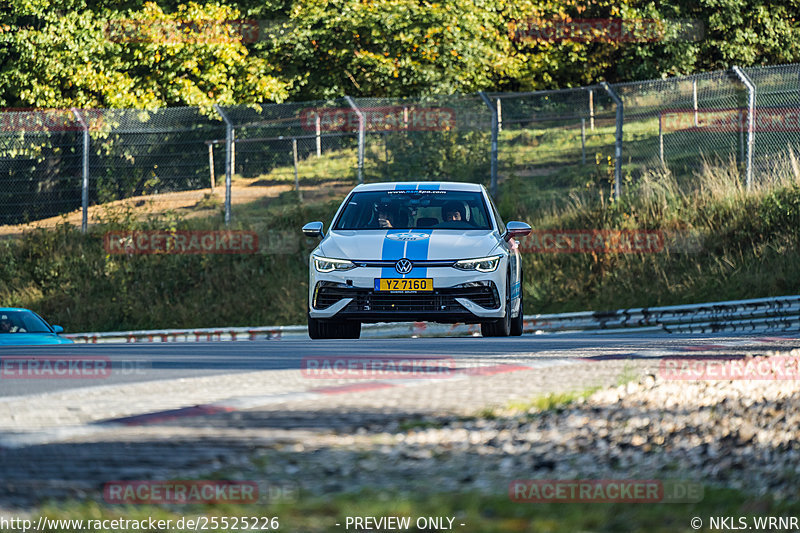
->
xmin=1 ymin=347 xmax=799 ymax=510
xmin=229 ymin=349 xmax=800 ymax=503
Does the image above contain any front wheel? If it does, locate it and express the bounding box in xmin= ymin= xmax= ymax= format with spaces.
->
xmin=481 ymin=278 xmax=512 ymax=337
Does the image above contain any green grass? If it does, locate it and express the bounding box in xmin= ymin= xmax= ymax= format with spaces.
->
xmin=0 ymin=191 xmax=342 ymax=331
xmin=499 ymin=157 xmax=800 ymax=314
xmin=505 ymin=388 xmax=602 ymax=413
xmin=475 ymin=387 xmax=603 ymax=419
xmin=616 ymin=363 xmax=639 ymax=387
xmin=2 ymin=120 xmax=800 ymax=331
xmin=238 ymin=145 xmax=360 ymax=184
xmin=15 ymin=486 xmax=800 ymax=532
xmin=397 ymin=418 xmax=446 ymax=432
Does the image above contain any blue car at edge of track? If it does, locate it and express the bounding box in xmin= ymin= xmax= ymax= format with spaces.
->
xmin=0 ymin=308 xmax=74 ymax=346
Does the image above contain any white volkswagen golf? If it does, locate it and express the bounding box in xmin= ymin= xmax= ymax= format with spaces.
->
xmin=302 ymin=182 xmax=531 ymax=339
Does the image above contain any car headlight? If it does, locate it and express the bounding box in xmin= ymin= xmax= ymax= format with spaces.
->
xmin=453 ymin=255 xmax=502 ymax=273
xmin=313 ymin=255 xmax=356 ymax=273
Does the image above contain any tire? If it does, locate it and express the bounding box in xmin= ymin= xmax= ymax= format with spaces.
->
xmin=510 ymin=273 xmax=524 ymax=337
xmin=308 ymin=314 xmax=361 ymax=339
xmin=481 ymin=277 xmax=512 ymax=337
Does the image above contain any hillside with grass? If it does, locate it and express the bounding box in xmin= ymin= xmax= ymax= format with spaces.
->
xmin=2 ymin=135 xmax=799 ymax=333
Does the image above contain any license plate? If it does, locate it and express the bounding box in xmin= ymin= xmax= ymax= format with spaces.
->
xmin=375 ymin=278 xmax=433 ymax=292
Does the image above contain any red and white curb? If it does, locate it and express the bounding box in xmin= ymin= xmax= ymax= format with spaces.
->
xmin=3 ymin=336 xmax=797 ymax=448
xmin=622 ymin=336 xmax=799 ymax=359
xmin=98 ymin=359 xmax=579 ymax=426
xmin=0 ymin=359 xmax=576 ymax=448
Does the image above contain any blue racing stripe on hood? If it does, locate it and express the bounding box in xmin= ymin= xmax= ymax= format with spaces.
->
xmin=404 ymin=230 xmax=432 ymax=277
xmin=380 ymin=229 xmax=406 ymax=278
xmin=379 ymin=183 xmax=439 ymax=279
xmin=410 ymin=182 xmax=436 ymax=277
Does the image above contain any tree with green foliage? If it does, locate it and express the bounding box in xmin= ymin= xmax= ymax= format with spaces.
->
xmin=1 ymin=0 xmax=799 ymax=107
xmin=269 ymin=0 xmax=525 ymax=98
xmin=0 ymin=1 xmax=289 ymax=108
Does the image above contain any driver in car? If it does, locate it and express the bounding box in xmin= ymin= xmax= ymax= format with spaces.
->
xmin=0 ymin=317 xmax=14 ymax=333
xmin=376 ymin=204 xmax=395 ymax=228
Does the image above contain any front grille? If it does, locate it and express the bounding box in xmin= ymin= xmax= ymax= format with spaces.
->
xmin=314 ymin=282 xmax=500 ymax=312
xmin=314 ymin=284 xmax=354 ymax=309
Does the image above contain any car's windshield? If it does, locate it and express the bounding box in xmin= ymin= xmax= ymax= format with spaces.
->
xmin=334 ymin=190 xmax=492 ymax=230
xmin=0 ymin=310 xmax=52 ymax=334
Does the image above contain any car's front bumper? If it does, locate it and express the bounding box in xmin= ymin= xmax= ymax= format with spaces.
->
xmin=308 ymin=265 xmax=507 ymax=323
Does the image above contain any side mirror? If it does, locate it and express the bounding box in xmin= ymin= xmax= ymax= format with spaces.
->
xmin=504 ymin=221 xmax=532 ymax=241
xmin=52 ymin=325 xmax=64 ymax=334
xmin=302 ymin=221 xmax=324 ymax=238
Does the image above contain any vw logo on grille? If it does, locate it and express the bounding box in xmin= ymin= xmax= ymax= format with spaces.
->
xmin=395 ymin=258 xmax=413 ymax=275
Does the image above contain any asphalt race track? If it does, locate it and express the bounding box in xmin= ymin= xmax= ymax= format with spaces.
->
xmin=0 ymin=331 xmax=787 ymax=397
xmin=0 ymin=332 xmax=791 ymax=397
xmin=0 ymin=330 xmax=797 ymax=510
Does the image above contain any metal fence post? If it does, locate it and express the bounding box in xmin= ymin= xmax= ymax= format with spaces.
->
xmin=478 ymin=92 xmax=499 ymax=197
xmin=738 ymin=110 xmax=745 ymax=163
xmin=692 ymin=79 xmax=699 ymax=127
xmin=207 ymin=141 xmax=216 ymax=189
xmin=581 ymin=118 xmax=587 ymax=165
xmin=658 ymin=111 xmax=664 ymax=164
xmin=601 ymin=83 xmax=623 ymax=200
xmin=213 ymin=104 xmax=233 ymax=225
xmin=315 ymin=113 xmax=322 ymax=157
xmin=732 ymin=66 xmax=755 ymax=190
xmin=231 ymin=132 xmax=236 ymax=179
xmin=588 ymin=89 xmax=595 ymax=130
xmin=345 ymin=96 xmax=365 ymax=184
xmin=70 ymin=108 xmax=90 ymax=233
xmin=497 ymin=98 xmax=502 ymax=133
xmin=292 ymin=138 xmax=303 ymax=201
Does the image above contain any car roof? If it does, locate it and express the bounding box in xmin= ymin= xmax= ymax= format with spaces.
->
xmin=351 ymin=181 xmax=484 ymax=193
xmin=0 ymin=308 xmax=31 ymax=312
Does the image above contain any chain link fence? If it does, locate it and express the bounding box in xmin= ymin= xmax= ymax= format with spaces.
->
xmin=744 ymin=64 xmax=800 ymax=184
xmin=608 ymin=69 xmax=748 ymax=196
xmin=487 ymin=87 xmax=618 ymax=210
xmin=2 ymin=62 xmax=799 ymax=232
xmin=0 ymin=109 xmax=84 ymax=226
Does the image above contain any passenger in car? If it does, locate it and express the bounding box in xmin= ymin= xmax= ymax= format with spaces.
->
xmin=442 ymin=202 xmax=466 ymax=222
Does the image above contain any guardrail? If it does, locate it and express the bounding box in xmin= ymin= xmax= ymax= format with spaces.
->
xmin=64 ymin=295 xmax=800 ymax=343
xmin=525 ymin=295 xmax=800 ymax=334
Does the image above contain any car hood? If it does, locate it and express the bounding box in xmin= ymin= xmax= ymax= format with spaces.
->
xmin=318 ymin=229 xmax=502 ymax=261
xmin=0 ymin=333 xmax=74 ymax=346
